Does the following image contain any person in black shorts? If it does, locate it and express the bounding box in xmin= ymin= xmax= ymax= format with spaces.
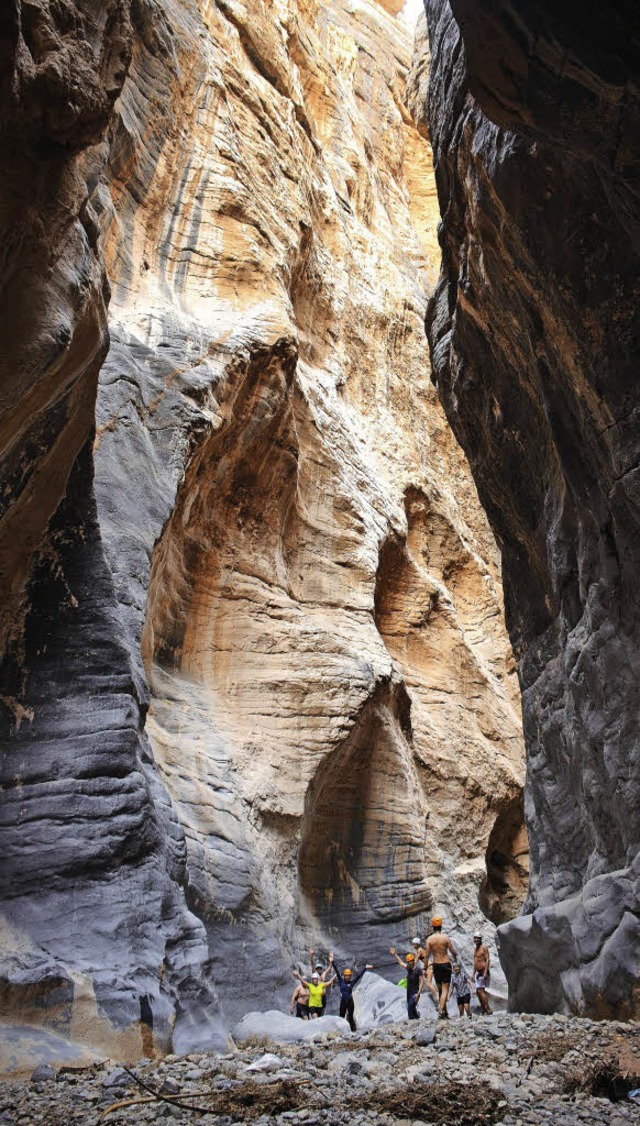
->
xmin=448 ymin=962 xmax=473 ymax=1018
xmin=425 ymin=915 xmax=457 ymax=1019
xmin=290 ymin=979 xmax=310 ymax=1020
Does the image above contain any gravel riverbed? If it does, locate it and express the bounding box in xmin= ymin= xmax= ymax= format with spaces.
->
xmin=2 ymin=1012 xmax=639 ymax=1125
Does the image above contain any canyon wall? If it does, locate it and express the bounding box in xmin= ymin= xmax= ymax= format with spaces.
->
xmin=96 ymin=0 xmax=526 ymax=1028
xmin=424 ymin=0 xmax=640 ymax=1016
xmin=1 ymin=0 xmax=524 ymax=1057
xmin=0 ymin=0 xmax=222 ymax=1058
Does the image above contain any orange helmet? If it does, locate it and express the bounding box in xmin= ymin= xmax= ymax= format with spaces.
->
xmin=432 ymin=916 xmax=442 ymax=927
xmin=406 ymin=952 xmax=416 ymax=963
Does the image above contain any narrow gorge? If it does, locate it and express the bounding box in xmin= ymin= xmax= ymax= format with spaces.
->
xmin=0 ymin=0 xmax=637 ymax=1075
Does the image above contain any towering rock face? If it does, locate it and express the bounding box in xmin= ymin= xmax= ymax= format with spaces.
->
xmin=1 ymin=0 xmax=524 ymax=1057
xmin=0 ymin=0 xmax=222 ymax=1058
xmin=96 ymin=0 xmax=524 ymax=1027
xmin=424 ymin=0 xmax=640 ymax=1016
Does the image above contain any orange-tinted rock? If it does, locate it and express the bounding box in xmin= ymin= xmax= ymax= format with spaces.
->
xmin=96 ymin=0 xmax=524 ymax=1020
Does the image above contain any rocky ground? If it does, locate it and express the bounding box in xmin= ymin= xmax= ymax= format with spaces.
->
xmin=1 ymin=1012 xmax=639 ymax=1125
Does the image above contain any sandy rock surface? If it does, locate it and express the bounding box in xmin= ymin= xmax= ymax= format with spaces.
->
xmin=92 ymin=0 xmax=525 ymax=1033
xmin=1 ymin=1013 xmax=638 ymax=1125
xmin=0 ymin=0 xmax=525 ymax=1056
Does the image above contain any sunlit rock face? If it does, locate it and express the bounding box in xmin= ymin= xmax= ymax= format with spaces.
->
xmin=95 ymin=0 xmax=524 ymax=1027
xmin=424 ymin=0 xmax=640 ymax=1017
xmin=0 ymin=0 xmax=524 ymax=1056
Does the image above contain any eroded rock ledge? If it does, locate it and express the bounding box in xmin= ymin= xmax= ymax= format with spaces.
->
xmin=2 ymin=0 xmax=525 ymax=1057
xmin=424 ymin=0 xmax=640 ymax=1016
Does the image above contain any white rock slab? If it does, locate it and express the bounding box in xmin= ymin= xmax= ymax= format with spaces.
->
xmin=232 ymin=1011 xmax=352 ymax=1044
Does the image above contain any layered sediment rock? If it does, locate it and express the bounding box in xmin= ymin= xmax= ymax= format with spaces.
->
xmin=97 ymin=0 xmax=525 ymax=1026
xmin=424 ymin=0 xmax=640 ymax=1016
xmin=0 ymin=0 xmax=222 ymax=1058
xmin=1 ymin=0 xmax=524 ymax=1056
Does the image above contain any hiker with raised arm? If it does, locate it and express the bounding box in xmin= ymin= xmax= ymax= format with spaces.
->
xmin=410 ymin=935 xmax=438 ymax=1006
xmin=410 ymin=936 xmax=427 ymax=968
xmin=309 ymin=948 xmax=332 ymax=1014
xmin=290 ymin=978 xmax=310 ymax=1020
xmin=473 ymin=931 xmax=492 ymax=1014
xmin=425 ymin=915 xmax=457 ymax=1019
xmin=390 ymin=947 xmax=423 ymax=1020
xmin=331 ymin=950 xmax=374 ymax=1031
xmin=292 ymin=965 xmax=337 ymax=1019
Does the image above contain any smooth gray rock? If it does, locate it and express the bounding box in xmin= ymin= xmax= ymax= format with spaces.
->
xmin=245 ymin=1054 xmax=283 ymax=1072
xmin=102 ymin=1068 xmax=130 ymax=1089
xmin=327 ymin=1052 xmax=372 ymax=1076
xmin=353 ymin=972 xmax=407 ymax=1028
xmin=232 ymin=1011 xmax=351 ymax=1044
xmin=498 ymin=855 xmax=640 ymax=1015
xmin=30 ymin=1065 xmax=57 ymax=1083
xmin=161 ymin=1076 xmax=181 ymax=1094
xmin=423 ymin=0 xmax=640 ymax=1018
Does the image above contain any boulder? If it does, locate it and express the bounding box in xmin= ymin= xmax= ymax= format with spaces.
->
xmin=353 ymin=972 xmax=408 ymax=1028
xmin=245 ymin=1053 xmax=284 ymax=1072
xmin=232 ymin=1011 xmax=351 ymax=1045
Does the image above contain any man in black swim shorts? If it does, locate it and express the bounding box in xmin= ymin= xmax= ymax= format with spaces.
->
xmin=425 ymin=915 xmax=457 ymax=1019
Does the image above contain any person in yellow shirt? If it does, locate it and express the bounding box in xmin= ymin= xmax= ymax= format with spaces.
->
xmin=292 ymin=968 xmax=337 ymax=1018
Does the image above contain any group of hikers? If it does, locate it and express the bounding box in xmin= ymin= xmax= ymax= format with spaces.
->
xmin=290 ymin=917 xmax=492 ymax=1031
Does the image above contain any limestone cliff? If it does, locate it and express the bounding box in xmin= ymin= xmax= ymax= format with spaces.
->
xmin=1 ymin=0 xmax=524 ymax=1055
xmin=424 ymin=0 xmax=640 ymax=1016
xmin=0 ymin=0 xmax=221 ymax=1057
xmin=95 ymin=0 xmax=524 ymax=1030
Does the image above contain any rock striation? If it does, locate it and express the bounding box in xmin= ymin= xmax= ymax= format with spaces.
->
xmin=1 ymin=0 xmax=524 ymax=1058
xmin=96 ymin=0 xmax=524 ymax=1028
xmin=0 ymin=0 xmax=222 ymax=1060
xmin=424 ymin=0 xmax=640 ymax=1016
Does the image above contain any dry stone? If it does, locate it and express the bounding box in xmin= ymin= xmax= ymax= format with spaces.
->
xmin=1 ymin=0 xmax=524 ymax=1060
xmin=95 ymin=0 xmax=524 ymax=1027
xmin=422 ymin=0 xmax=640 ymax=1016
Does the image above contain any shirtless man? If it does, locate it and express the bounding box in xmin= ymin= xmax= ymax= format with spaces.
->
xmin=425 ymin=915 xmax=457 ymax=1019
xmin=473 ymin=931 xmax=492 ymax=1014
xmin=290 ymin=979 xmax=310 ymax=1020
xmin=292 ymin=968 xmax=336 ymax=1018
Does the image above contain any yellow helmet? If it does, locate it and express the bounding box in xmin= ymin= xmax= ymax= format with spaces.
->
xmin=343 ymin=968 xmax=352 ymax=977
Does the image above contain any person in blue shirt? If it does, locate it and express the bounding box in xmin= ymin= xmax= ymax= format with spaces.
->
xmin=330 ymin=952 xmax=373 ymax=1031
